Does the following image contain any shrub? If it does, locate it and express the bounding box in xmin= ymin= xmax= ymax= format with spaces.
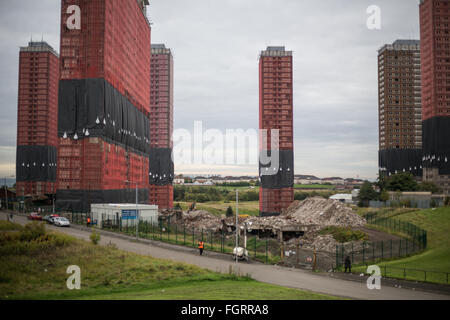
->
xmin=90 ymin=230 xmax=101 ymax=245
xmin=226 ymin=206 xmax=233 ymax=217
xmin=319 ymin=226 xmax=369 ymax=243
xmin=20 ymin=222 xmax=46 ymax=241
xmin=0 ymin=221 xmax=23 ymax=231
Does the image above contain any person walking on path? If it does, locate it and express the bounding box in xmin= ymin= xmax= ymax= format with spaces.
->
xmin=344 ymin=255 xmax=352 ymax=273
xmin=198 ymin=240 xmax=205 ymax=256
xmin=87 ymin=216 xmax=91 ymax=227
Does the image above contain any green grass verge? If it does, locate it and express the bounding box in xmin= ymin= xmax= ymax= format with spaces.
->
xmin=352 ymin=207 xmax=450 ymax=284
xmin=0 ymin=221 xmax=339 ymax=300
xmin=0 ymin=220 xmax=23 ymax=231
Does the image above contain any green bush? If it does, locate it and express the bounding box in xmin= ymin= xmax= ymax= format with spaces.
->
xmin=20 ymin=222 xmax=46 ymax=241
xmin=0 ymin=221 xmax=23 ymax=231
xmin=90 ymin=230 xmax=101 ymax=245
xmin=226 ymin=206 xmax=233 ymax=217
xmin=319 ymin=226 xmax=369 ymax=243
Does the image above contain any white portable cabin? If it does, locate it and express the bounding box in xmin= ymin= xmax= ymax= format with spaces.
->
xmin=91 ymin=203 xmax=158 ymax=228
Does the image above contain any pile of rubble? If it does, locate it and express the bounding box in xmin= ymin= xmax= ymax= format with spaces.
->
xmin=282 ymin=197 xmax=366 ymax=228
xmin=180 ymin=210 xmax=224 ymax=232
xmin=246 ymin=197 xmax=366 ymax=231
xmin=286 ymin=234 xmax=338 ymax=252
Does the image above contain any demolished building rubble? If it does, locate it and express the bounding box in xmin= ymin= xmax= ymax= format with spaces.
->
xmin=159 ymin=197 xmax=367 ymax=252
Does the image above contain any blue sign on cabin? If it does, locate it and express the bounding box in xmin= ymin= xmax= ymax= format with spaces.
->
xmin=122 ymin=209 xmax=138 ymax=220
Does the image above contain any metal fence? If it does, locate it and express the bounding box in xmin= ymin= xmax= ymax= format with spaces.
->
xmin=336 ymin=238 xmax=425 ymax=268
xmin=65 ymin=212 xmax=282 ymax=265
xmin=281 ymin=246 xmax=335 ymax=271
xmin=363 ymin=212 xmax=427 ymax=248
xmin=379 ymin=265 xmax=449 ymax=284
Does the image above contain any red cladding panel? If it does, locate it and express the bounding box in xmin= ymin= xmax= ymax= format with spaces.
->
xmin=57 ymin=137 xmax=149 ymax=191
xmin=150 ymin=47 xmax=173 ymax=148
xmin=149 ymin=185 xmax=173 ymax=209
xmin=17 ymin=50 xmax=59 ymax=147
xmin=259 ymin=54 xmax=293 ymax=151
xmin=59 ymin=0 xmax=151 ymax=114
xmin=420 ymin=0 xmax=450 ymax=120
xmin=259 ymin=187 xmax=294 ymax=214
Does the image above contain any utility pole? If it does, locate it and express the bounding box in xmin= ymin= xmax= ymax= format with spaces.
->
xmin=135 ymin=181 xmax=138 ymax=240
xmin=4 ymin=177 xmax=8 ymax=212
xmin=235 ymin=189 xmax=239 ymax=264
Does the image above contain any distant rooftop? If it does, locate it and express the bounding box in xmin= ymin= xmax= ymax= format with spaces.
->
xmin=393 ymin=40 xmax=420 ymax=46
xmin=151 ymin=43 xmax=172 ymax=55
xmin=378 ymin=39 xmax=420 ymax=54
xmin=20 ymin=41 xmax=59 ymax=57
xmin=260 ymin=46 xmax=292 ymax=58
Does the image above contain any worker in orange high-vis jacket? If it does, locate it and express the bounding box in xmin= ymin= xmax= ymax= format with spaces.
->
xmin=198 ymin=240 xmax=205 ymax=256
xmin=87 ymin=216 xmax=91 ymax=227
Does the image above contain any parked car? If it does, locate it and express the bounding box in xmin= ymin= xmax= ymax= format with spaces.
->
xmin=28 ymin=212 xmax=43 ymax=221
xmin=53 ymin=217 xmax=70 ymax=227
xmin=43 ymin=215 xmax=51 ymax=222
xmin=48 ymin=214 xmax=60 ymax=224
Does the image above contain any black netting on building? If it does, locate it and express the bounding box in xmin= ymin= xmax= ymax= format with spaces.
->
xmin=58 ymin=78 xmax=150 ymax=155
xmin=149 ymin=148 xmax=174 ymax=186
xmin=259 ymin=150 xmax=294 ymax=189
xmin=16 ymin=145 xmax=57 ymax=182
xmin=378 ymin=149 xmax=423 ymax=177
xmin=422 ymin=117 xmax=450 ymax=175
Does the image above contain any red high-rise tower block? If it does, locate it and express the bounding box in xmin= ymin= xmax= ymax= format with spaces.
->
xmin=56 ymin=0 xmax=152 ymax=212
xmin=16 ymin=41 xmax=60 ymax=197
xmin=420 ymin=0 xmax=450 ymax=195
xmin=258 ymin=47 xmax=294 ymax=216
xmin=148 ymin=44 xmax=174 ymax=209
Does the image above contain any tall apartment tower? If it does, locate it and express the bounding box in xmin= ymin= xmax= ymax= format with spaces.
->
xmin=378 ymin=40 xmax=423 ymax=178
xmin=258 ymin=46 xmax=294 ymax=216
xmin=56 ymin=0 xmax=152 ymax=211
xmin=420 ymin=0 xmax=450 ymax=195
xmin=16 ymin=41 xmax=59 ymax=198
xmin=149 ymin=44 xmax=174 ymax=209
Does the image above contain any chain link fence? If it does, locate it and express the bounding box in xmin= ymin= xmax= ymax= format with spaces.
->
xmin=335 ymin=238 xmax=425 ymax=268
xmin=64 ymin=212 xmax=282 ymax=265
xmin=363 ymin=212 xmax=428 ymax=248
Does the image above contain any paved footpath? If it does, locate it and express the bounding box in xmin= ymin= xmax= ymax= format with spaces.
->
xmin=3 ymin=212 xmax=449 ymax=300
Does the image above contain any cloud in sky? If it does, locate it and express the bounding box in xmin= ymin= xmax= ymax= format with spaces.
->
xmin=0 ymin=0 xmax=421 ymax=179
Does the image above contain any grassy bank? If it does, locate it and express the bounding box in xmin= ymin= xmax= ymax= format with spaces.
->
xmin=0 ymin=221 xmax=339 ymax=300
xmin=353 ymin=207 xmax=450 ymax=284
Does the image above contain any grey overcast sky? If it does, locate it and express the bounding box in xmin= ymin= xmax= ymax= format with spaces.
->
xmin=0 ymin=0 xmax=421 ymax=180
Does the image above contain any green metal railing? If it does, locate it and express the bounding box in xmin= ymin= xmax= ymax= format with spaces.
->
xmin=66 ymin=213 xmax=282 ymax=265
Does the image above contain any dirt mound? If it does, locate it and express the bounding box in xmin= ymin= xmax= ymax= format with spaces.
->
xmin=282 ymin=197 xmax=366 ymax=228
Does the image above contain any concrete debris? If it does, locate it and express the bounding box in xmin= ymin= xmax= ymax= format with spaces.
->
xmin=158 ymin=198 xmax=367 ymax=252
xmin=282 ymin=197 xmax=366 ymax=228
xmin=180 ymin=210 xmax=223 ymax=232
xmin=246 ymin=197 xmax=366 ymax=231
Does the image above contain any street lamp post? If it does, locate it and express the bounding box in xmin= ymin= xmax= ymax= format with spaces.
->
xmin=3 ymin=175 xmax=15 ymax=212
xmin=125 ymin=180 xmax=139 ymax=240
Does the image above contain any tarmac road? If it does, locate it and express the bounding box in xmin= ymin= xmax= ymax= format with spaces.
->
xmin=3 ymin=212 xmax=449 ymax=300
